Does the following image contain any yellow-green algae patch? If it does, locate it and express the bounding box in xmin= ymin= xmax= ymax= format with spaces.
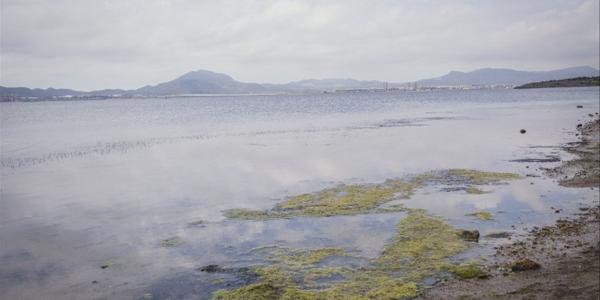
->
xmin=224 ymin=180 xmax=422 ymax=220
xmin=466 ymin=211 xmax=494 ymax=221
xmin=445 ymin=169 xmax=520 ymax=185
xmin=223 ymin=169 xmax=519 ymax=221
xmin=465 ymin=186 xmax=490 ymax=194
xmin=213 ymin=210 xmax=470 ymax=299
xmin=445 ymin=261 xmax=488 ymax=279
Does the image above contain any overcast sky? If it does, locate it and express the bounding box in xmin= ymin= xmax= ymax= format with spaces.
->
xmin=1 ymin=0 xmax=599 ymax=90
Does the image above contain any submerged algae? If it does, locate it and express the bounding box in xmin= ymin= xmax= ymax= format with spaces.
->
xmin=375 ymin=210 xmax=468 ymax=279
xmin=466 ymin=211 xmax=494 ymax=221
xmin=224 ymin=180 xmax=421 ymax=220
xmin=223 ymin=169 xmax=519 ymax=221
xmin=465 ymin=186 xmax=490 ymax=194
xmin=213 ymin=211 xmax=470 ymax=299
xmin=214 ymin=169 xmax=518 ymax=298
xmin=444 ymin=169 xmax=520 ymax=185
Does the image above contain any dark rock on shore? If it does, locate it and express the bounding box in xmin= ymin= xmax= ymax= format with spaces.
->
xmin=510 ymin=258 xmax=541 ymax=271
xmin=459 ymin=230 xmax=480 ymax=242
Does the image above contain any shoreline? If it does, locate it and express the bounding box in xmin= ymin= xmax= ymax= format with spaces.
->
xmin=420 ymin=117 xmax=600 ymax=299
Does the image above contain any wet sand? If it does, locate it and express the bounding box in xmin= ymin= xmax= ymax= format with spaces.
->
xmin=421 ymin=117 xmax=600 ymax=299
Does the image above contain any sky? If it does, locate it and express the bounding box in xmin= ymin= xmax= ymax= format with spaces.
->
xmin=1 ymin=0 xmax=599 ymax=90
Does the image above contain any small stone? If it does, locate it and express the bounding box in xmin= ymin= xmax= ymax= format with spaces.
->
xmin=199 ymin=264 xmax=223 ymax=273
xmin=577 ymin=124 xmax=583 ymax=128
xmin=576 ymin=105 xmax=583 ymax=108
xmin=520 ymin=129 xmax=527 ymax=134
xmin=511 ymin=258 xmax=541 ymax=271
xmin=459 ymin=230 xmax=480 ymax=242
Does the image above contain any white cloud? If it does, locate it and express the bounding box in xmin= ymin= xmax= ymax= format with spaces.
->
xmin=1 ymin=0 xmax=598 ymax=90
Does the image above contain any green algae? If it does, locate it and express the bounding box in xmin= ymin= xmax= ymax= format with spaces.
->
xmin=160 ymin=236 xmax=183 ymax=247
xmin=375 ymin=210 xmax=468 ymax=279
xmin=213 ymin=210 xmax=469 ymax=299
xmin=223 ymin=180 xmax=422 ymax=220
xmin=269 ymin=247 xmax=348 ymax=267
xmin=447 ymin=262 xmax=488 ymax=279
xmin=466 ymin=211 xmax=493 ymax=221
xmin=223 ymin=169 xmax=519 ymax=221
xmin=214 ymin=169 xmax=520 ymax=297
xmin=445 ymin=169 xmax=520 ymax=185
xmin=465 ymin=186 xmax=490 ymax=194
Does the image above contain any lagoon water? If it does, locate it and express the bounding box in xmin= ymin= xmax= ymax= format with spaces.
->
xmin=1 ymin=87 xmax=599 ymax=299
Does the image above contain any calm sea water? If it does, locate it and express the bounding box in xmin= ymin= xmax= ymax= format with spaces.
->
xmin=1 ymin=88 xmax=599 ymax=299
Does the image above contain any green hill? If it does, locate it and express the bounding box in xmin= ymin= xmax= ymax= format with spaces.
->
xmin=515 ymin=76 xmax=599 ymax=89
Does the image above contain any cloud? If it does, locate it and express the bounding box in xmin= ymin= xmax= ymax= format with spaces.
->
xmin=1 ymin=0 xmax=598 ymax=90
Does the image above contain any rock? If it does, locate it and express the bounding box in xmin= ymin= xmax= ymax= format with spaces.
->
xmin=485 ymin=232 xmax=512 ymax=239
xmin=459 ymin=230 xmax=480 ymax=242
xmin=577 ymin=105 xmax=583 ymax=108
xmin=199 ymin=264 xmax=224 ymax=273
xmin=511 ymin=258 xmax=541 ymax=271
xmin=520 ymin=129 xmax=527 ymax=134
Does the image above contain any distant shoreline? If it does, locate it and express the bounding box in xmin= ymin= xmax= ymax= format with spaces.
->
xmin=514 ymin=76 xmax=600 ymax=89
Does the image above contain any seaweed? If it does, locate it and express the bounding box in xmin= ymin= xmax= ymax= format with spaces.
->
xmin=466 ymin=211 xmax=493 ymax=221
xmin=223 ymin=169 xmax=519 ymax=220
xmin=465 ymin=186 xmax=490 ymax=194
xmin=213 ymin=211 xmax=469 ymax=299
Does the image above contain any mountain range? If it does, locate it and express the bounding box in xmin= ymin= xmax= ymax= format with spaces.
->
xmin=417 ymin=66 xmax=599 ymax=87
xmin=2 ymin=66 xmax=598 ymax=99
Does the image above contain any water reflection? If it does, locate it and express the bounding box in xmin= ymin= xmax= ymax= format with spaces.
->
xmin=1 ymin=88 xmax=599 ymax=299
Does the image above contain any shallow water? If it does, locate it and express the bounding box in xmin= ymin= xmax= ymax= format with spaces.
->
xmin=1 ymin=87 xmax=599 ymax=299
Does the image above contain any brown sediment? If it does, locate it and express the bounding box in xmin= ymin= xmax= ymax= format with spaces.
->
xmin=546 ymin=118 xmax=600 ymax=188
xmin=420 ymin=206 xmax=600 ymax=299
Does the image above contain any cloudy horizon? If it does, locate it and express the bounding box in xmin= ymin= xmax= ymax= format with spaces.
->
xmin=1 ymin=0 xmax=599 ymax=91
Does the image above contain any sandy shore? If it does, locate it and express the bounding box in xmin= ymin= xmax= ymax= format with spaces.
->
xmin=420 ymin=117 xmax=600 ymax=299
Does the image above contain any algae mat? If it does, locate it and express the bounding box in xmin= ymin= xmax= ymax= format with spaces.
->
xmin=211 ymin=169 xmax=519 ymax=299
xmin=213 ymin=211 xmax=468 ymax=300
xmin=223 ymin=169 xmax=520 ymax=220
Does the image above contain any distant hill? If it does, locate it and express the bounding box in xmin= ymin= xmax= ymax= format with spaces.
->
xmin=135 ymin=70 xmax=268 ymax=95
xmin=0 ymin=86 xmax=85 ymax=98
xmin=514 ymin=76 xmax=600 ymax=89
xmin=417 ymin=66 xmax=600 ymax=87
